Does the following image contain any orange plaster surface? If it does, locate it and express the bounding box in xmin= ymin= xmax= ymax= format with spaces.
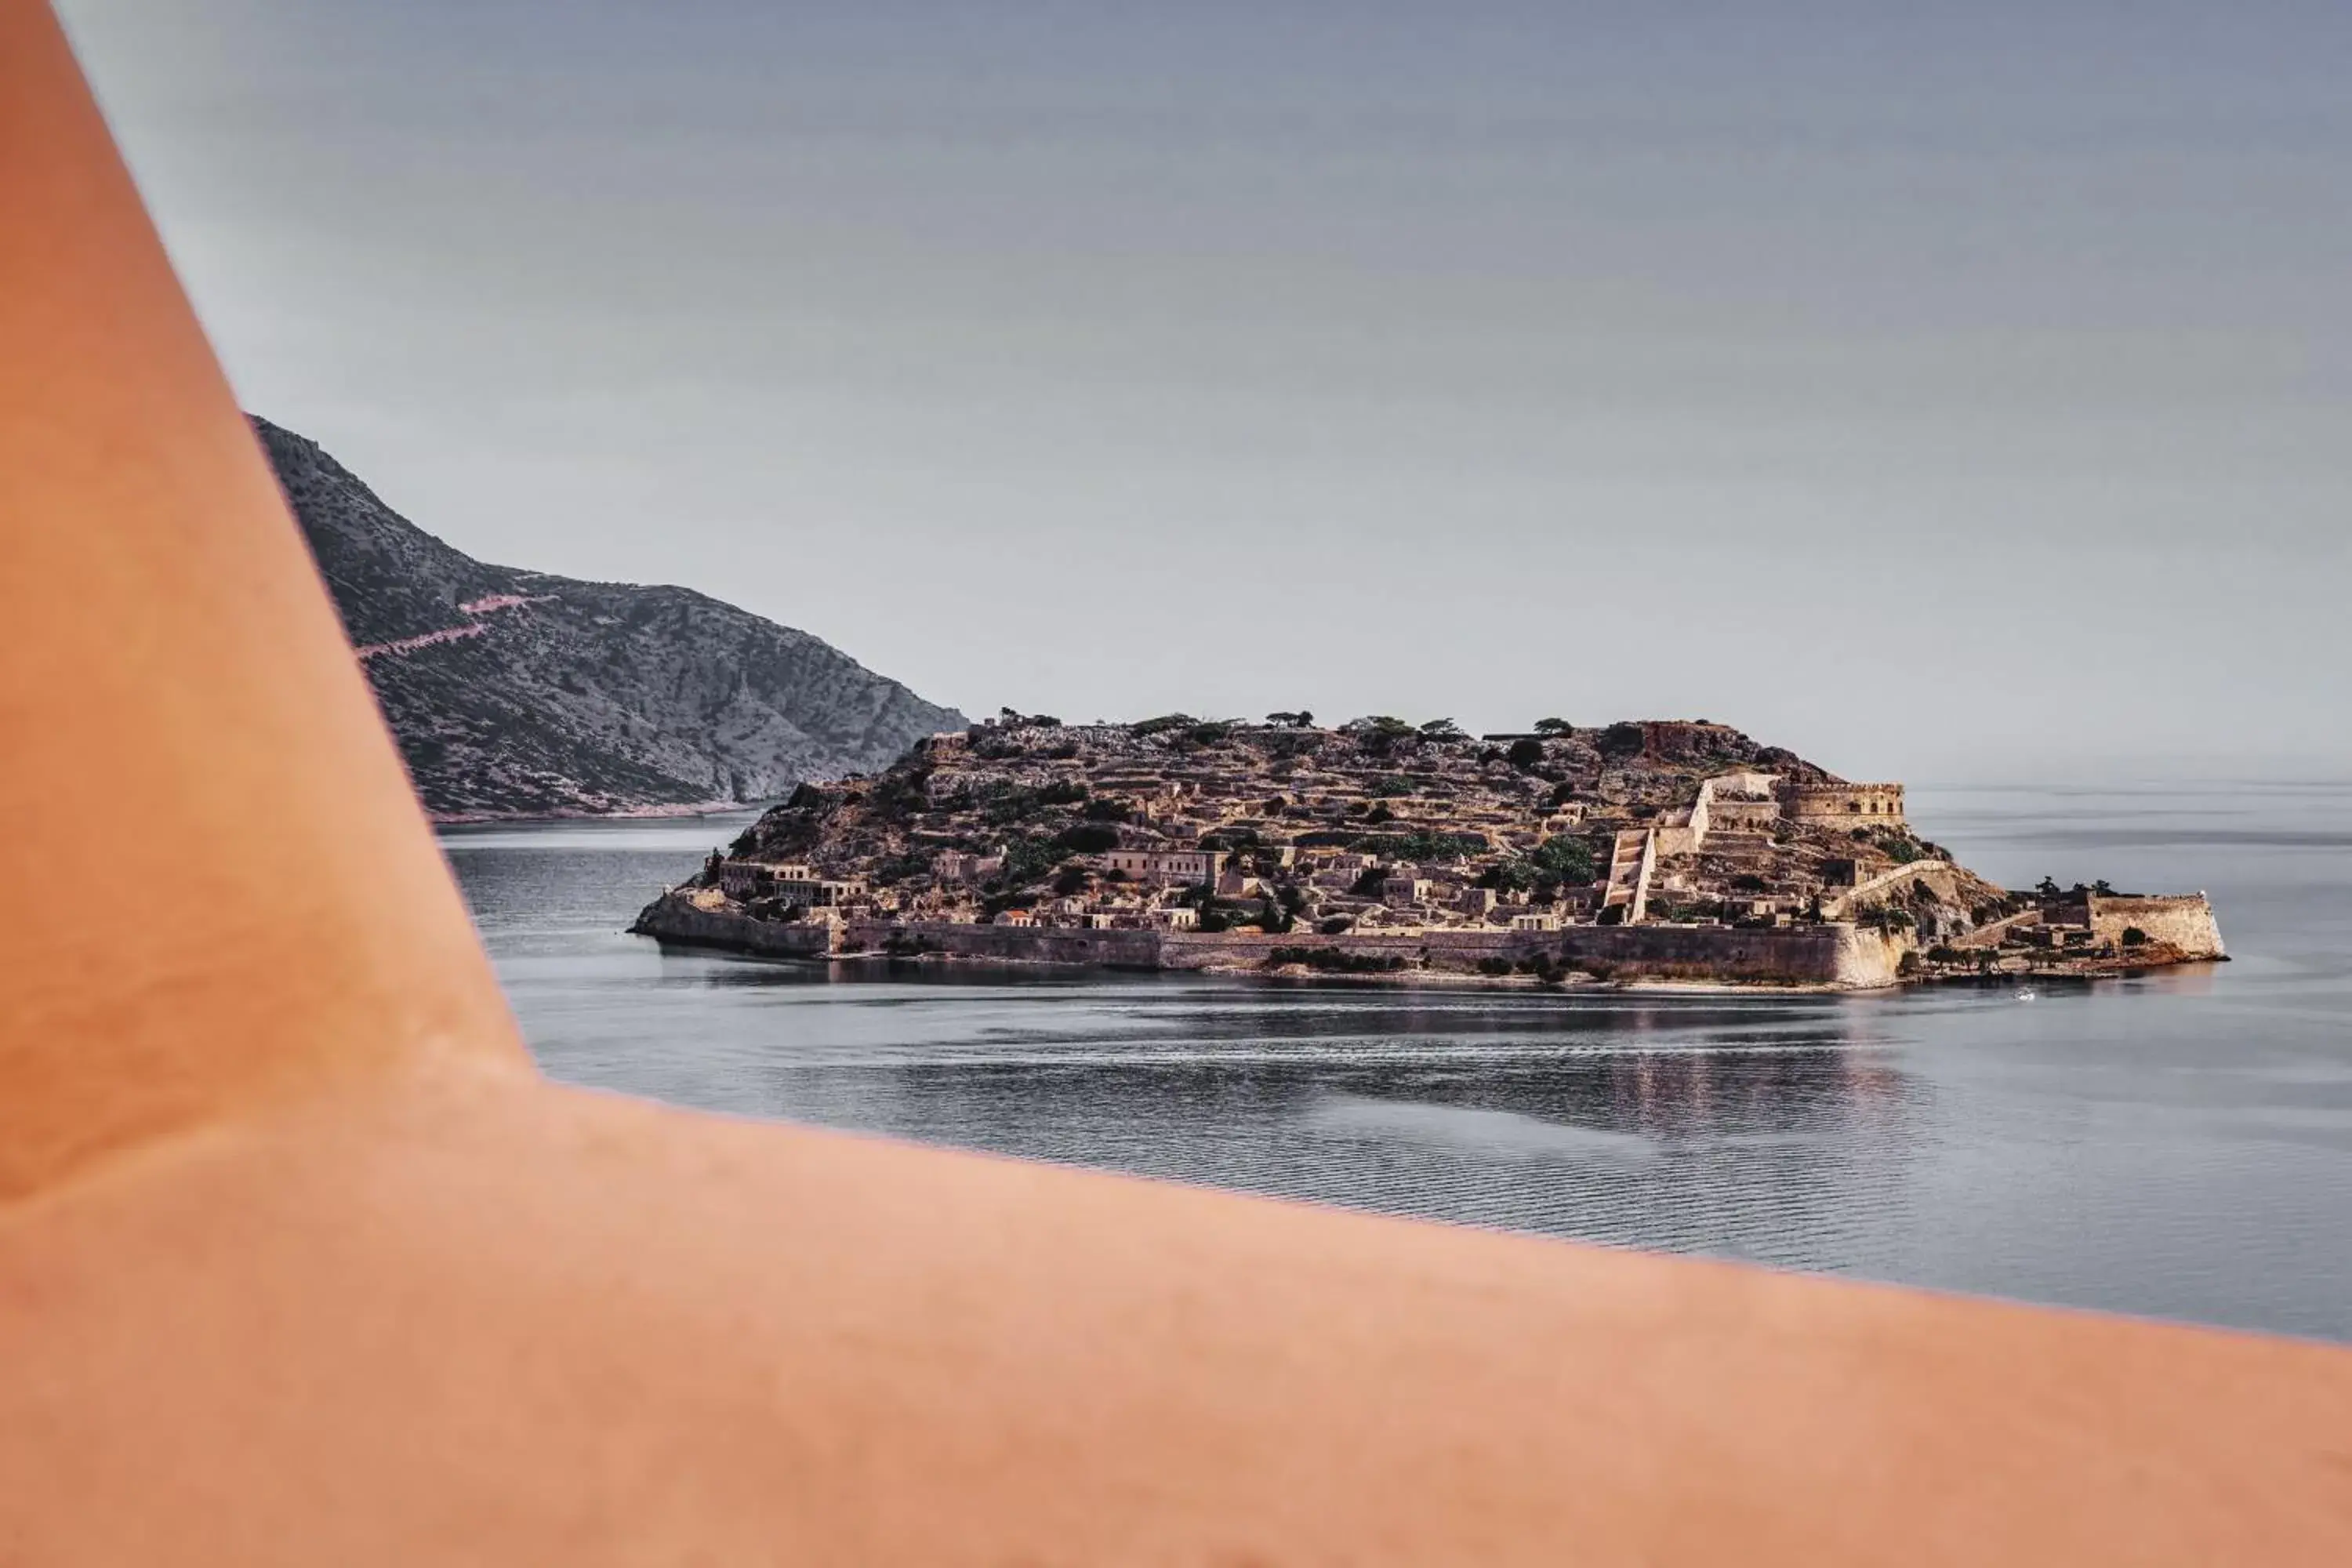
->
xmin=2 ymin=2 xmax=2348 ymax=1560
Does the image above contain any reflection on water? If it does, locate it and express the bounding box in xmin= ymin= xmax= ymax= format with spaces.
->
xmin=445 ymin=785 xmax=2352 ymax=1342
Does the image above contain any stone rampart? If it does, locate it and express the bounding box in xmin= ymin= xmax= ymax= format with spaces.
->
xmin=1706 ymin=798 xmax=1782 ymax=829
xmin=1653 ymin=771 xmax=1784 ymax=856
xmin=637 ymin=898 xmax=1910 ymax=988
xmin=1783 ymin=782 xmax=1905 ymax=825
xmin=2085 ymin=895 xmax=2225 ymax=960
xmin=630 ymin=896 xmax=834 ymax=958
xmin=1136 ymin=923 xmax=1894 ymax=988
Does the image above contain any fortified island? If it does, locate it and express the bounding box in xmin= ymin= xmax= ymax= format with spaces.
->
xmin=631 ymin=714 xmax=2225 ymax=989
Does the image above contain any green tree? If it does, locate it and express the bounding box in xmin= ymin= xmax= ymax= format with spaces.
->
xmin=1365 ymin=831 xmax=1485 ymax=862
xmin=1530 ymin=836 xmax=1597 ymax=884
xmin=1533 ymin=717 xmax=1574 ymax=735
xmin=998 ymin=835 xmax=1062 ymax=887
xmin=1479 ymin=857 xmax=1537 ymax=894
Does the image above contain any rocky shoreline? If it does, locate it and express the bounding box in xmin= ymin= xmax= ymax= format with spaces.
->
xmin=631 ymin=889 xmax=2223 ymax=993
xmin=434 ymin=798 xmax=754 ymax=827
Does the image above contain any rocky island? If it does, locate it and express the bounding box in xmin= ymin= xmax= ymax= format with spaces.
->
xmin=632 ymin=713 xmax=2225 ymax=989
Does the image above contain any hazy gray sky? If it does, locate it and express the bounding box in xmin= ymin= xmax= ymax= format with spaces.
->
xmin=57 ymin=1 xmax=2351 ymax=780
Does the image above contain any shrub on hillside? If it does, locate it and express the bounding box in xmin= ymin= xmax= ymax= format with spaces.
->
xmin=1598 ymin=722 xmax=1645 ymax=758
xmin=1531 ymin=835 xmax=1596 ymax=883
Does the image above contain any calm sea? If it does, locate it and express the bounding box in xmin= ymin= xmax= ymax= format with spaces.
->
xmin=443 ymin=781 xmax=2352 ymax=1343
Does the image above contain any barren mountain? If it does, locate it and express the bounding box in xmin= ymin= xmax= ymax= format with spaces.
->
xmin=257 ymin=416 xmax=964 ymax=819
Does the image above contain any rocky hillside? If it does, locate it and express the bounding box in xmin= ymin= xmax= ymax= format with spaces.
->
xmin=640 ymin=713 xmax=2223 ymax=986
xmin=257 ymin=416 xmax=964 ymax=819
xmin=685 ymin=713 xmax=1979 ymax=932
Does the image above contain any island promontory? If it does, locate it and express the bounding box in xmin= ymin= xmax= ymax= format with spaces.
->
xmin=631 ymin=713 xmax=2224 ymax=989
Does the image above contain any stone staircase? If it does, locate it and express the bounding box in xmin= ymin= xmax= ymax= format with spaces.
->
xmin=1599 ymin=828 xmax=1653 ymax=920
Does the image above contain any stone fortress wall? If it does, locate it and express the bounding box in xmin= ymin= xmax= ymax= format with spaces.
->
xmin=1781 ymin=782 xmax=1906 ymax=824
xmin=637 ymin=897 xmax=1910 ymax=989
xmin=1653 ymin=770 xmax=1780 ymax=856
xmin=1650 ymin=771 xmax=1905 ymax=863
xmin=1155 ymin=924 xmax=1906 ymax=989
xmin=631 ymin=898 xmax=837 ymax=959
xmin=2078 ymin=894 xmax=2227 ymax=959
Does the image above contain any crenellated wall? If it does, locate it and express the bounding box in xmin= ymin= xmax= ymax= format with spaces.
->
xmin=1783 ymin=782 xmax=1906 ymax=825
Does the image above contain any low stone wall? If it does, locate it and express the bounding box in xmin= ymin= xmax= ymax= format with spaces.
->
xmin=2085 ymin=895 xmax=2226 ymax=960
xmin=1948 ymin=908 xmax=2042 ymax=950
xmin=1824 ymin=859 xmax=1961 ymax=919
